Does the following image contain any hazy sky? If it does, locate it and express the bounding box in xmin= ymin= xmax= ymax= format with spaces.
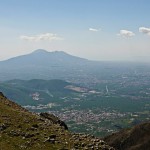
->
xmin=0 ymin=0 xmax=150 ymax=61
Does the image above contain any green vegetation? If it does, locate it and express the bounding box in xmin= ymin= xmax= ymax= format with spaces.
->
xmin=0 ymin=79 xmax=150 ymax=137
xmin=0 ymin=79 xmax=74 ymax=105
xmin=0 ymin=92 xmax=113 ymax=150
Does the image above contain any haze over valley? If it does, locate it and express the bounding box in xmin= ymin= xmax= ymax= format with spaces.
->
xmin=0 ymin=50 xmax=150 ymax=137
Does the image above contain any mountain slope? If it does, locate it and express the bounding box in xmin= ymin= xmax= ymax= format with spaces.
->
xmin=0 ymin=92 xmax=114 ymax=150
xmin=104 ymin=122 xmax=150 ymax=150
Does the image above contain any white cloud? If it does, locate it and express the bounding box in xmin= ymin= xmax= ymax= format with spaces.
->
xmin=89 ymin=28 xmax=100 ymax=32
xmin=139 ymin=27 xmax=150 ymax=35
xmin=20 ymin=33 xmax=63 ymax=42
xmin=118 ymin=30 xmax=135 ymax=38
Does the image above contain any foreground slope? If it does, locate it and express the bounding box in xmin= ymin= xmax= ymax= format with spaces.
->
xmin=0 ymin=92 xmax=113 ymax=150
xmin=104 ymin=121 xmax=150 ymax=150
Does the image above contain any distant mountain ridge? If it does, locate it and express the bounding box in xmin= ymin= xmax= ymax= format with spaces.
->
xmin=0 ymin=49 xmax=145 ymax=82
xmin=0 ymin=49 xmax=91 ymax=81
xmin=0 ymin=49 xmax=88 ymax=66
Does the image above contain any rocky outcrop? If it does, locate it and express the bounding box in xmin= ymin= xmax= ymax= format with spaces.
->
xmin=0 ymin=91 xmax=6 ymax=98
xmin=40 ymin=112 xmax=68 ymax=130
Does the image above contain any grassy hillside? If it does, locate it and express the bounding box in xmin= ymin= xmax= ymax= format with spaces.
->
xmin=0 ymin=92 xmax=114 ymax=150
